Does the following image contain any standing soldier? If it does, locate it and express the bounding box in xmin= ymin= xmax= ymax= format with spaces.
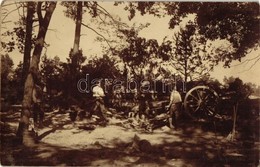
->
xmin=166 ymin=86 xmax=182 ymax=129
xmin=89 ymin=81 xmax=108 ymax=124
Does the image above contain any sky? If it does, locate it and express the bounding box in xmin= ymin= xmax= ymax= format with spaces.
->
xmin=1 ymin=1 xmax=260 ymax=85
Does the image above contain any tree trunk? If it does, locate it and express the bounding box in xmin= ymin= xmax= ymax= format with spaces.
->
xmin=184 ymin=58 xmax=188 ymax=93
xmin=22 ymin=2 xmax=35 ymax=90
xmin=17 ymin=2 xmax=57 ymax=146
xmin=68 ymin=1 xmax=82 ymax=99
xmin=231 ymin=102 xmax=238 ymax=141
xmin=72 ymin=1 xmax=82 ymax=54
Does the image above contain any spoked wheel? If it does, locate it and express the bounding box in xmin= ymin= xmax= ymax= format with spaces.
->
xmin=184 ymin=86 xmax=219 ymax=120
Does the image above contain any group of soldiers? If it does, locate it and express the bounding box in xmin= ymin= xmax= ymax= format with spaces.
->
xmin=32 ymin=79 xmax=183 ymax=130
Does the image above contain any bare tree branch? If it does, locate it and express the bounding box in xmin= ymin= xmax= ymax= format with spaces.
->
xmin=48 ymin=28 xmax=58 ymax=32
xmin=1 ymin=7 xmax=20 ymax=23
xmin=1 ymin=8 xmax=9 ymax=13
xmin=231 ymin=54 xmax=260 ymax=67
xmin=248 ymin=57 xmax=260 ymax=70
xmin=169 ymin=61 xmax=185 ymax=76
xmin=97 ymin=14 xmax=106 ymax=24
xmin=81 ymin=22 xmax=114 ymax=52
xmin=15 ymin=2 xmax=23 ymax=18
xmin=2 ymin=2 xmax=17 ymax=7
xmin=237 ymin=57 xmax=260 ymax=74
xmin=33 ymin=24 xmax=39 ymax=28
xmin=92 ymin=2 xmax=128 ymax=29
xmin=22 ymin=3 xmax=25 ymax=18
xmin=2 ymin=20 xmax=11 ymax=24
xmin=96 ymin=4 xmax=117 ymax=22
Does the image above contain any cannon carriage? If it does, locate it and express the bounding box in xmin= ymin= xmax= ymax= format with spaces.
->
xmin=115 ymin=83 xmax=220 ymax=121
xmin=183 ymin=85 xmax=219 ymax=120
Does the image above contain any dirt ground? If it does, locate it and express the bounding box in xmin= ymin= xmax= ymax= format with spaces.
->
xmin=1 ymin=109 xmax=259 ymax=166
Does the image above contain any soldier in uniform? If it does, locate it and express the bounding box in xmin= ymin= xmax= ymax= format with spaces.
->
xmin=166 ymin=86 xmax=182 ymax=129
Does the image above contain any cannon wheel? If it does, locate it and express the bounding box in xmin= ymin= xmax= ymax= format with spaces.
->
xmin=184 ymin=86 xmax=219 ymax=120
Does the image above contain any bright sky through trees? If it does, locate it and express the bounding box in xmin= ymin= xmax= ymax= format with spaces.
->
xmin=1 ymin=1 xmax=260 ymax=85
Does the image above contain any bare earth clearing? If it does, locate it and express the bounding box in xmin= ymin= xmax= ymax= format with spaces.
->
xmin=1 ymin=109 xmax=259 ymax=166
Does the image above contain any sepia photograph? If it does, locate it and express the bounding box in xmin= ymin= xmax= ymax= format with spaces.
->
xmin=1 ymin=1 xmax=259 ymax=166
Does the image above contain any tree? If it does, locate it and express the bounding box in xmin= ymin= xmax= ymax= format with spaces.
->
xmin=1 ymin=54 xmax=14 ymax=106
xmin=1 ymin=55 xmax=25 ymax=109
xmin=22 ymin=2 xmax=36 ymax=89
xmin=17 ymin=2 xmax=57 ymax=146
xmin=160 ymin=23 xmax=216 ymax=85
xmin=82 ymin=54 xmax=121 ymax=79
xmin=0 ymin=55 xmax=25 ymax=111
xmin=12 ymin=62 xmax=24 ymax=102
xmin=1 ymin=2 xmax=25 ymax=52
xmin=1 ymin=54 xmax=14 ymax=81
xmin=62 ymin=1 xmax=106 ymax=99
xmin=40 ymin=55 xmax=62 ymax=93
xmin=59 ymin=49 xmax=86 ymax=101
xmin=123 ymin=2 xmax=260 ymax=67
xmin=70 ymin=2 xmax=84 ymax=96
xmin=226 ymin=78 xmax=253 ymax=141
xmin=72 ymin=2 xmax=82 ymax=55
xmin=1 ymin=2 xmax=38 ymax=95
xmin=246 ymin=82 xmax=260 ymax=96
xmin=62 ymin=1 xmax=83 ymax=55
xmin=118 ymin=28 xmax=159 ymax=81
xmin=62 ymin=1 xmax=129 ymax=55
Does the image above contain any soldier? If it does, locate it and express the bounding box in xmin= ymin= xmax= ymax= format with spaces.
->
xmin=166 ymin=86 xmax=182 ymax=129
xmin=89 ymin=81 xmax=108 ymax=124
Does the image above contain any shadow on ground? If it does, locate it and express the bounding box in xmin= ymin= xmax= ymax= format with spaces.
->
xmin=1 ymin=109 xmax=259 ymax=166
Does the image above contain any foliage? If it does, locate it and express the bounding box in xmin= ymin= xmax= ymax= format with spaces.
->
xmin=81 ymin=54 xmax=123 ymax=99
xmin=61 ymin=1 xmax=99 ymax=20
xmin=1 ymin=2 xmax=37 ymax=53
xmin=193 ymin=76 xmax=223 ymax=95
xmin=123 ymin=2 xmax=260 ymax=67
xmin=17 ymin=2 xmax=57 ymax=142
xmin=223 ymin=78 xmax=253 ymax=141
xmin=40 ymin=55 xmax=63 ymax=92
xmin=1 ymin=54 xmax=14 ymax=81
xmin=122 ymin=2 xmax=165 ymax=20
xmin=12 ymin=62 xmax=24 ymax=102
xmin=38 ymin=52 xmax=122 ymax=106
xmin=1 ymin=55 xmax=23 ymax=106
xmin=82 ymin=54 xmax=121 ymax=79
xmin=2 ymin=27 xmax=25 ymax=53
xmin=1 ymin=54 xmax=14 ymax=104
xmin=159 ymin=23 xmax=217 ymax=82
xmin=118 ymin=28 xmax=159 ymax=80
xmin=246 ymin=82 xmax=260 ymax=96
xmin=58 ymin=49 xmax=86 ymax=99
xmin=226 ymin=77 xmax=253 ymax=103
xmin=62 ymin=1 xmax=129 ymax=55
xmin=67 ymin=49 xmax=86 ymax=73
